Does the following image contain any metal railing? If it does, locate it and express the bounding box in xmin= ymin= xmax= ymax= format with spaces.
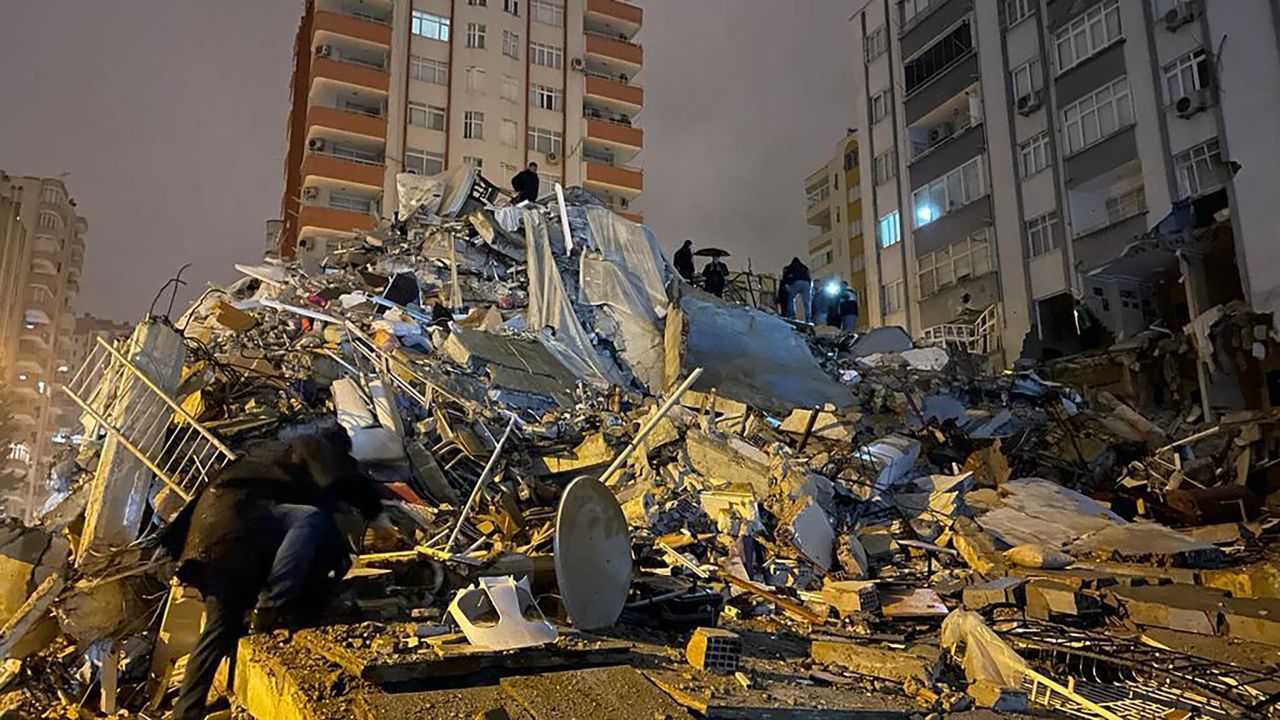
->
xmin=583 ymin=106 xmax=636 ymax=127
xmin=62 ymin=335 xmax=236 ymax=503
xmin=309 ymin=148 xmax=385 ymax=167
xmin=584 ymin=29 xmax=641 ymax=49
xmin=337 ymin=101 xmax=384 ymax=118
xmin=336 ymin=53 xmax=388 ymax=71
xmin=342 ymin=7 xmax=391 ymax=25
xmin=920 ymin=303 xmax=1000 ymax=355
xmin=584 ymin=69 xmax=639 ymax=87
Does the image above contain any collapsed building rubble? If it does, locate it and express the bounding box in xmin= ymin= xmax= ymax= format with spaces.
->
xmin=2 ymin=167 xmax=1280 ymax=719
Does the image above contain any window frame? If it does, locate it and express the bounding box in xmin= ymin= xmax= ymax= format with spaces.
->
xmin=502 ymin=29 xmax=521 ymax=59
xmin=408 ymin=101 xmax=447 ymax=131
xmin=1163 ymin=48 xmax=1211 ymax=104
xmin=1018 ymin=132 xmax=1050 ymax=178
xmin=463 ymin=111 xmax=485 ymax=140
xmin=528 ymin=126 xmax=563 ymax=156
xmin=409 ymin=55 xmax=449 ymax=85
xmin=411 ymin=11 xmax=451 ymax=42
xmin=865 ymin=25 xmax=888 ymax=63
xmin=870 ymin=90 xmax=890 ymax=124
xmin=882 ymin=279 xmax=905 ymax=314
xmin=530 ymin=41 xmax=563 ymax=69
xmin=873 ymin=149 xmax=897 ymax=186
xmin=1060 ymin=76 xmax=1134 ymax=155
xmin=405 ymin=148 xmax=445 ymax=176
xmin=531 ymin=84 xmax=562 ymax=111
xmin=911 ymin=156 xmax=987 ymax=228
xmin=504 ymin=0 xmax=520 ymax=16
xmin=1175 ymin=138 xmax=1226 ymax=199
xmin=877 ymin=210 xmax=902 ymax=249
xmin=532 ymin=0 xmax=564 ymax=26
xmin=1025 ymin=211 xmax=1059 ymax=258
xmin=1053 ymin=0 xmax=1122 ymax=74
xmin=466 ymin=22 xmax=487 ymax=49
xmin=1004 ymin=0 xmax=1034 ymax=27
xmin=1011 ymin=57 xmax=1042 ymax=99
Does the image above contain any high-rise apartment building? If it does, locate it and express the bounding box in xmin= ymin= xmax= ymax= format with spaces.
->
xmin=848 ymin=0 xmax=1280 ymax=366
xmin=278 ymin=0 xmax=645 ymax=262
xmin=0 ymin=174 xmax=86 ymax=519
xmin=804 ymin=132 xmax=868 ymax=330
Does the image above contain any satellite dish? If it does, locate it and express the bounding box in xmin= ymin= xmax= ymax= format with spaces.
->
xmin=553 ymin=477 xmax=632 ymax=630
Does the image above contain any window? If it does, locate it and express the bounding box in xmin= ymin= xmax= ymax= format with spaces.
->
xmin=1061 ymin=76 xmax=1133 ymax=154
xmin=904 ymin=21 xmax=973 ymax=94
xmin=1018 ymin=132 xmax=1050 ymax=178
xmin=1104 ymin=187 xmax=1146 ymax=224
xmin=469 ymin=0 xmax=486 ymax=5
xmin=532 ymin=0 xmax=563 ymax=26
xmin=870 ymin=90 xmax=890 ymax=124
xmin=464 ymin=111 xmax=485 ymax=139
xmin=412 ymin=11 xmax=450 ymax=41
xmin=1175 ymin=139 xmax=1227 ymax=199
xmin=501 ymin=75 xmax=520 ymax=102
xmin=865 ymin=25 xmax=887 ymax=62
xmin=844 ymin=149 xmax=859 ymax=171
xmin=40 ymin=186 xmax=63 ymax=204
xmin=911 ymin=156 xmax=986 ymax=227
xmin=877 ymin=210 xmax=901 ymax=248
xmin=918 ymin=227 xmax=992 ymax=297
xmin=329 ymin=191 xmax=373 ymax=213
xmin=1054 ymin=0 xmax=1121 ymax=74
xmin=465 ymin=66 xmax=486 ymax=92
xmin=1011 ymin=58 xmax=1042 ymax=99
xmin=1026 ymin=212 xmax=1059 ymax=258
xmin=531 ymin=84 xmax=562 ymax=111
xmin=405 ymin=148 xmax=445 ymax=176
xmin=531 ymin=41 xmax=563 ymax=69
xmin=851 ymin=254 xmax=865 ymax=273
xmin=467 ymin=22 xmax=487 ymax=49
xmin=1004 ymin=0 xmax=1034 ymax=27
xmin=463 ymin=156 xmax=484 ymax=169
xmin=883 ymin=280 xmax=905 ymax=314
xmin=410 ymin=56 xmax=449 ymax=85
xmin=504 ymin=0 xmax=520 ymax=14
xmin=873 ymin=149 xmax=897 ymax=185
xmin=501 ymin=119 xmax=519 ymax=147
xmin=502 ymin=30 xmax=520 ymax=59
xmin=1164 ymin=49 xmax=1211 ymax=103
xmin=539 ymin=172 xmax=560 ymax=191
xmin=408 ymin=102 xmax=447 ymax=131
xmin=901 ymin=0 xmax=937 ymax=27
xmin=528 ymin=126 xmax=563 ymax=156
xmin=38 ymin=211 xmax=61 ymax=230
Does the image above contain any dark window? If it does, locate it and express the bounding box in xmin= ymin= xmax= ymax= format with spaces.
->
xmin=904 ymin=21 xmax=973 ymax=95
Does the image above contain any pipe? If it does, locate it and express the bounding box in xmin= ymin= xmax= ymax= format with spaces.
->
xmin=445 ymin=415 xmax=518 ymax=551
xmin=599 ymin=368 xmax=704 ymax=487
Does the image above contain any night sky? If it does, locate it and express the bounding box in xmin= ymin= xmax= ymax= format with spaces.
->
xmin=0 ymin=0 xmax=856 ymax=322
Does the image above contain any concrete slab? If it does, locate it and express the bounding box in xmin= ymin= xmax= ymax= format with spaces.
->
xmin=442 ymin=327 xmax=580 ymax=406
xmin=1024 ymin=580 xmax=1101 ymax=621
xmin=810 ymin=639 xmax=942 ymax=685
xmin=1221 ymin=597 xmax=1280 ymax=647
xmin=962 ymin=577 xmax=1025 ymax=610
xmin=1111 ymin=584 xmax=1228 ymax=635
xmin=500 ymin=666 xmax=692 ymax=719
xmin=360 ymin=685 xmax=535 ymax=720
xmin=1068 ymin=523 xmax=1222 ymax=568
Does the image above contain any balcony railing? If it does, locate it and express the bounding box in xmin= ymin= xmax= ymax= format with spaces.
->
xmin=921 ymin=303 xmax=1000 ymax=355
xmin=585 ymin=70 xmax=639 ymax=87
xmin=336 ymin=53 xmax=387 ymax=71
xmin=342 ymin=6 xmax=390 ymax=25
xmin=314 ymin=147 xmax=384 ymax=166
xmin=585 ymin=29 xmax=640 ymax=47
xmin=583 ymin=105 xmax=636 ymax=127
xmin=910 ymin=113 xmax=979 ymax=162
xmin=337 ymin=101 xmax=383 ymax=118
xmin=807 ymin=187 xmax=831 ymax=209
xmin=1074 ymin=188 xmax=1147 ymax=238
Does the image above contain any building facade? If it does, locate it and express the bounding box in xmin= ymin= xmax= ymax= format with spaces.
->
xmin=0 ymin=174 xmax=86 ymax=519
xmin=848 ymin=0 xmax=1280 ymax=365
xmin=278 ymin=0 xmax=645 ymax=262
xmin=804 ymin=132 xmax=868 ymax=329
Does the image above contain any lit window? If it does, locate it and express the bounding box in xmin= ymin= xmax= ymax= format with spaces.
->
xmin=502 ymin=30 xmax=520 ymax=60
xmin=1018 ymin=132 xmax=1050 ymax=178
xmin=1174 ymin=139 xmax=1228 ymax=199
xmin=504 ymin=0 xmax=519 ymax=16
xmin=467 ymin=22 xmax=487 ymax=49
xmin=1011 ymin=58 xmax=1042 ymax=99
xmin=528 ymin=126 xmax=563 ymax=156
xmin=1026 ymin=211 xmax=1059 ymax=258
xmin=877 ymin=210 xmax=901 ymax=248
xmin=532 ymin=0 xmax=563 ymax=26
xmin=1054 ymin=0 xmax=1121 ymax=74
xmin=412 ymin=11 xmax=451 ymax=42
xmin=1163 ymin=49 xmax=1211 ymax=104
xmin=405 ymin=148 xmax=444 ymax=176
xmin=911 ymin=157 xmax=986 ymax=228
xmin=464 ymin=111 xmax=485 ymax=140
xmin=531 ymin=41 xmax=562 ymax=69
xmin=531 ymin=84 xmax=562 ymax=111
xmin=1060 ymin=76 xmax=1133 ymax=155
xmin=410 ymin=56 xmax=449 ymax=85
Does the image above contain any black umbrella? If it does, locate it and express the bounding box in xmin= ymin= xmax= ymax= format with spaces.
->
xmin=693 ymin=247 xmax=731 ymax=258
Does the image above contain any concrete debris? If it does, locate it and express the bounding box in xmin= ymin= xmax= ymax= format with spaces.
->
xmin=4 ymin=167 xmax=1280 ymax=719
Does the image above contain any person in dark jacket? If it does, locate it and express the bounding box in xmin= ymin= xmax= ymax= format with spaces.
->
xmin=780 ymin=257 xmax=812 ymax=322
xmin=511 ymin=162 xmax=540 ymax=204
xmin=838 ymin=282 xmax=859 ymax=332
xmin=165 ymin=427 xmax=381 ymax=720
xmin=673 ymin=240 xmax=695 ymax=281
xmin=702 ymin=257 xmax=728 ymax=297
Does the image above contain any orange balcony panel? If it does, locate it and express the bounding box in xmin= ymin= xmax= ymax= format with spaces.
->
xmin=587 ymin=0 xmax=643 ymax=25
xmin=313 ymin=10 xmax=392 ymax=46
xmin=585 ymin=76 xmax=643 ymax=107
xmin=307 ymin=106 xmax=387 ymax=140
xmin=298 ymin=206 xmax=376 ymax=235
xmin=585 ymin=162 xmax=643 ymax=192
xmin=301 ymin=154 xmax=384 ymax=188
xmin=586 ymin=35 xmax=643 ymax=67
xmin=311 ymin=57 xmax=389 ymax=93
xmin=586 ymin=119 xmax=643 ymax=149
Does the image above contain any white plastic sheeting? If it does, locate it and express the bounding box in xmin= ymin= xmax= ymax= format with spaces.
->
xmin=396 ymin=166 xmax=477 ymax=219
xmin=940 ymin=609 xmax=1030 ymax=688
xmin=577 ymin=208 xmax=671 ymax=390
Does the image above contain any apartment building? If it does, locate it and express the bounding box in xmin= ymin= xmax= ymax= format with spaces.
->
xmin=0 ymin=174 xmax=86 ymax=519
xmin=804 ymin=132 xmax=868 ymax=330
xmin=278 ymin=0 xmax=645 ymax=262
xmin=849 ymin=0 xmax=1280 ymax=365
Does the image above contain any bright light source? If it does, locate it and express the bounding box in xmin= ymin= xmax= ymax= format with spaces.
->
xmin=824 ymin=280 xmax=841 ymax=297
xmin=57 ymin=365 xmax=70 ymax=373
xmin=17 ymin=373 xmax=28 ymax=381
xmin=36 ymin=381 xmax=46 ymax=395
xmin=916 ymin=205 xmax=936 ymax=225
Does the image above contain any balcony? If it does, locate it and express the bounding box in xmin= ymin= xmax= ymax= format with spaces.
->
xmin=313 ymin=9 xmax=392 ymax=46
xmin=585 ymin=74 xmax=643 ymax=109
xmin=586 ymin=33 xmax=643 ymax=69
xmin=311 ymin=56 xmax=389 ymax=93
xmin=584 ymin=117 xmax=643 ymax=150
xmin=307 ymin=105 xmax=387 ymax=140
xmin=302 ymin=152 xmax=385 ymax=189
xmin=586 ymin=0 xmax=642 ymax=39
xmin=298 ymin=205 xmax=376 ymax=236
xmin=585 ymin=161 xmax=643 ymax=194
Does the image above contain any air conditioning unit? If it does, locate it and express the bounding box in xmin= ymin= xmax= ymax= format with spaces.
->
xmin=1163 ymin=1 xmax=1197 ymax=30
xmin=315 ymin=44 xmax=332 ymax=57
xmin=1175 ymin=88 xmax=1213 ymax=118
xmin=545 ymin=152 xmax=561 ymax=165
xmin=570 ymin=57 xmax=585 ymax=71
xmin=303 ymin=187 xmax=319 ymax=200
xmin=928 ymin=122 xmax=955 ymax=145
xmin=307 ymin=138 xmax=326 ymax=151
xmin=1015 ymin=91 xmax=1042 ymax=116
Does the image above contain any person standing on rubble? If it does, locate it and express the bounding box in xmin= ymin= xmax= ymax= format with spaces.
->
xmin=838 ymin=281 xmax=859 ymax=332
xmin=702 ymin=255 xmax=729 ymax=297
xmin=780 ymin=257 xmax=812 ymax=322
xmin=674 ymin=239 xmax=696 ymax=282
xmin=161 ymin=426 xmax=382 ymax=720
xmin=511 ymin=162 xmax=540 ymax=204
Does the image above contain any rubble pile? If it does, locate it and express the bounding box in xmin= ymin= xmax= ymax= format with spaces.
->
xmin=2 ymin=167 xmax=1280 ymax=719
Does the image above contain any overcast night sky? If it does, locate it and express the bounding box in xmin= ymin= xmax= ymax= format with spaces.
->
xmin=0 ymin=0 xmax=857 ymax=323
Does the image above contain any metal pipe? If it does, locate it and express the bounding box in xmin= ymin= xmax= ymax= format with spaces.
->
xmin=599 ymin=368 xmax=704 ymax=487
xmin=444 ymin=415 xmax=518 ymax=551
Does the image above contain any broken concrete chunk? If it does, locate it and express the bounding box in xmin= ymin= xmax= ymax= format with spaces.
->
xmin=962 ymin=577 xmax=1026 ymax=611
xmin=775 ymin=495 xmax=834 ymax=571
xmin=810 ymin=639 xmax=943 ymax=685
xmin=950 ymin=517 xmax=1006 ymax=577
xmin=1111 ymin=584 xmax=1227 ymax=636
xmin=880 ymin=588 xmax=949 ymax=618
xmin=685 ymin=627 xmax=741 ymax=673
xmin=835 ymin=534 xmax=870 ymax=579
xmin=779 ymin=407 xmax=854 ymax=442
xmin=821 ymin=579 xmax=881 ymax=618
xmin=967 ymin=679 xmax=1029 ymax=712
xmin=1003 ymin=544 xmax=1074 ymax=570
xmin=683 ymin=428 xmax=772 ymax=497
xmin=1025 ymin=580 xmax=1101 ymax=621
xmin=1220 ymin=597 xmax=1280 ymax=647
xmin=1068 ymin=523 xmax=1222 ymax=568
xmin=849 ymin=435 xmax=921 ymax=499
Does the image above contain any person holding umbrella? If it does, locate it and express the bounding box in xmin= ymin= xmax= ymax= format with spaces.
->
xmin=695 ymin=247 xmax=731 ymax=297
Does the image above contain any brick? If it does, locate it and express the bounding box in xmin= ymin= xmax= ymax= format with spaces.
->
xmin=686 ymin=627 xmax=741 ymax=674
